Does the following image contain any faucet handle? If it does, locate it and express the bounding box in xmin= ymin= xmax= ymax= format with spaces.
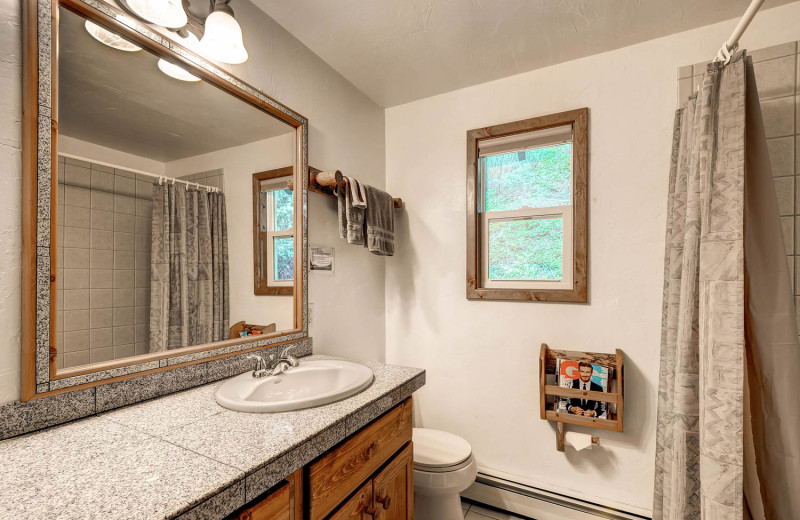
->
xmin=246 ymin=353 xmax=270 ymax=378
xmin=280 ymin=345 xmax=300 ymax=367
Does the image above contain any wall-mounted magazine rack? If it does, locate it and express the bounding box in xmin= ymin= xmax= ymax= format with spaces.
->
xmin=539 ymin=344 xmax=624 ymax=451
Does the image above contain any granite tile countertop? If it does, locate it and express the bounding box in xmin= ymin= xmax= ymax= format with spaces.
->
xmin=0 ymin=356 xmax=425 ymax=520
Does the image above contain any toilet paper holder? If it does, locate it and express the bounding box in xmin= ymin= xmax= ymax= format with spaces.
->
xmin=539 ymin=344 xmax=625 ymax=452
xmin=556 ymin=422 xmax=600 ymax=452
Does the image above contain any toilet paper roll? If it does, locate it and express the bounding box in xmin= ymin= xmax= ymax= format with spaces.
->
xmin=565 ymin=431 xmax=593 ymax=451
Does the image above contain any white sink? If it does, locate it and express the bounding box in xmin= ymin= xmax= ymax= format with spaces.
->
xmin=215 ymin=359 xmax=374 ymax=413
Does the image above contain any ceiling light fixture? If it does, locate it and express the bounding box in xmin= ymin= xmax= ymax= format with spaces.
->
xmin=199 ymin=0 xmax=248 ymax=64
xmin=124 ymin=0 xmax=187 ymax=28
xmin=84 ymin=20 xmax=142 ymax=52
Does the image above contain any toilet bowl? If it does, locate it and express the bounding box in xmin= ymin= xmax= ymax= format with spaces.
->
xmin=413 ymin=428 xmax=477 ymax=520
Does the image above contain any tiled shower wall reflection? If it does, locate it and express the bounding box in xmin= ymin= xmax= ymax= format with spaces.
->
xmin=679 ymin=41 xmax=800 ymax=337
xmin=56 ymin=157 xmax=154 ymax=369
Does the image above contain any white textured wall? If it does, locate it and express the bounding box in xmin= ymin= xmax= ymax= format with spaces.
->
xmin=0 ymin=0 xmax=22 ymax=405
xmin=0 ymin=0 xmax=386 ymax=404
xmin=384 ymin=3 xmax=800 ymax=515
xmin=166 ymin=134 xmax=296 ymax=332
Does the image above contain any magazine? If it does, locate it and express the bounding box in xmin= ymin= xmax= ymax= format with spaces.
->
xmin=556 ymin=359 xmax=613 ymax=419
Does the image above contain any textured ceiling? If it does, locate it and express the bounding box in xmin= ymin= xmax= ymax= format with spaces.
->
xmin=252 ymin=0 xmax=795 ymax=107
xmin=58 ymin=7 xmax=292 ymax=163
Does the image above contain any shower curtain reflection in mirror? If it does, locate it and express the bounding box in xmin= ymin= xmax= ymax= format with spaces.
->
xmin=149 ymin=183 xmax=229 ymax=352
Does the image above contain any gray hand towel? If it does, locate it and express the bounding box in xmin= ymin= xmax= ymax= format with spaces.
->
xmin=337 ymin=177 xmax=365 ymax=245
xmin=363 ymin=184 xmax=394 ymax=256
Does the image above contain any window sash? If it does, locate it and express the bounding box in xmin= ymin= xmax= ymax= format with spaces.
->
xmin=261 ymin=181 xmax=294 ymax=287
xmin=481 ymin=206 xmax=573 ymax=290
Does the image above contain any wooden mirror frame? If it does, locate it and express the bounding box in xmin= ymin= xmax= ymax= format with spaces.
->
xmin=20 ymin=0 xmax=308 ymax=401
xmin=252 ymin=167 xmax=295 ymax=296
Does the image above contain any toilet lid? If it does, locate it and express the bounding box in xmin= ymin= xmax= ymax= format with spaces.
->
xmin=413 ymin=428 xmax=472 ymax=469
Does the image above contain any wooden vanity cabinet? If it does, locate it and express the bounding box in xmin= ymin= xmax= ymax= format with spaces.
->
xmin=228 ymin=398 xmax=413 ymax=520
xmin=328 ymin=443 xmax=413 ymax=520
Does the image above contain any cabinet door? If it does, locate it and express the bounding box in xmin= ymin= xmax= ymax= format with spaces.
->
xmin=329 ymin=481 xmax=375 ymax=520
xmin=372 ymin=443 xmax=414 ymax=520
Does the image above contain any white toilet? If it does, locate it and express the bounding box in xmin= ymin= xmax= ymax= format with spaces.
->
xmin=413 ymin=428 xmax=477 ymax=520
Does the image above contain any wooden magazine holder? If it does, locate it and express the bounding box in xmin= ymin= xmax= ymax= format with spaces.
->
xmin=539 ymin=344 xmax=624 ymax=451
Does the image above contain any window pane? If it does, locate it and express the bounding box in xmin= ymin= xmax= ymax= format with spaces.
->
xmin=273 ymin=235 xmax=294 ymax=281
xmin=272 ymin=188 xmax=294 ymax=232
xmin=488 ymin=217 xmax=563 ymax=280
xmin=483 ymin=143 xmax=571 ymax=212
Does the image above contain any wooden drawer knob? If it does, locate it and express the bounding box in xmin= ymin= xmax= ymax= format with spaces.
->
xmin=376 ymin=495 xmax=391 ymax=509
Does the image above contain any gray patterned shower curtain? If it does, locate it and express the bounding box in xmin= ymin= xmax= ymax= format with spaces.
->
xmin=654 ymin=52 xmax=800 ymax=519
xmin=148 ymin=184 xmax=230 ymax=352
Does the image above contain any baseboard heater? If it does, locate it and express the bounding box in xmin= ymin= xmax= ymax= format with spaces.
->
xmin=461 ymin=472 xmax=652 ymax=520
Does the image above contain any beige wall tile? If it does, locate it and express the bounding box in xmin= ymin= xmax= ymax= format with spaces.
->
xmin=91 ymin=229 xmax=114 ymax=250
xmin=63 ymin=310 xmax=89 ymax=332
xmin=114 ymin=307 xmax=134 ymax=327
xmin=114 ymin=251 xmax=135 ymax=270
xmin=65 ymin=185 xmax=91 ymax=207
xmin=114 ymin=232 xmax=135 ymax=251
xmin=90 ymin=288 xmax=113 ymax=309
xmin=91 ymin=170 xmax=114 ymax=191
xmin=134 ymin=234 xmax=151 ymax=253
xmin=135 ymin=343 xmax=149 ymax=356
xmin=63 ymin=248 xmax=90 ymax=269
xmin=114 ymin=344 xmax=135 ymax=359
xmin=115 ymin=195 xmax=136 ymax=215
xmin=90 ymin=308 xmax=113 ymax=329
xmin=113 ymin=288 xmax=135 ymax=307
xmin=90 ymin=327 xmax=112 ymax=348
xmin=113 ymin=270 xmax=134 ymax=289
xmin=90 ymin=249 xmax=114 ymax=270
xmin=62 ymin=330 xmax=89 ymax=353
xmin=63 ymin=268 xmax=89 ymax=290
xmin=90 ymin=269 xmax=113 ymax=289
xmin=63 ymin=350 xmax=90 ymax=368
xmin=90 ymin=347 xmax=115 ymax=364
xmin=134 ymin=288 xmax=150 ymax=307
xmin=114 ymin=213 xmax=135 ymax=233
xmin=782 ymin=216 xmax=794 ymax=255
xmin=63 ymin=289 xmax=89 ymax=310
xmin=750 ymin=42 xmax=797 ymax=63
xmin=761 ymin=96 xmax=795 ymax=138
xmin=91 ymin=191 xmax=114 ymax=212
xmin=91 ymin=209 xmax=114 ymax=231
xmin=63 ymin=227 xmax=90 ymax=248
xmin=64 ymin=206 xmax=91 ymax=228
xmin=113 ymin=326 xmax=134 ymax=346
xmin=753 ymin=56 xmax=795 ymax=100
xmin=65 ymin=164 xmax=91 ymax=188
xmin=767 ymin=136 xmax=795 ymax=177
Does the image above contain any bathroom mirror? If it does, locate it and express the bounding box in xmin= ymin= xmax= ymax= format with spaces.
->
xmin=20 ymin=0 xmax=308 ymax=399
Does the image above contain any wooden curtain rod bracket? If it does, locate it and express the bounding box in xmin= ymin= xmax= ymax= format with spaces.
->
xmin=312 ymin=169 xmax=403 ymax=209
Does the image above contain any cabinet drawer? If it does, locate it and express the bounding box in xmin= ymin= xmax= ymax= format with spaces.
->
xmin=308 ymin=398 xmax=413 ymax=520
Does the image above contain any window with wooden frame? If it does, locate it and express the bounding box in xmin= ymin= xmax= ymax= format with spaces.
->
xmin=466 ymin=108 xmax=587 ymax=302
xmin=253 ymin=167 xmax=294 ymax=295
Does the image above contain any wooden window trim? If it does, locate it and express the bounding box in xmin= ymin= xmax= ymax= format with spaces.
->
xmin=253 ymin=166 xmax=294 ymax=296
xmin=466 ymin=108 xmax=588 ymax=303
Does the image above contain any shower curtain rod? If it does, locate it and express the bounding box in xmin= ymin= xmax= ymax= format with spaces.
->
xmin=138 ymin=170 xmax=221 ymax=193
xmin=715 ymin=0 xmax=765 ymax=64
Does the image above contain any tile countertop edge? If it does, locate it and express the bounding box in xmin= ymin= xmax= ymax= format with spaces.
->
xmin=171 ymin=367 xmax=426 ymax=519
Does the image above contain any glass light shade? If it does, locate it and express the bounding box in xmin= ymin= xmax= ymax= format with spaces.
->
xmin=200 ymin=10 xmax=248 ymax=64
xmin=157 ymin=59 xmax=200 ymax=81
xmin=85 ymin=20 xmax=141 ymax=52
xmin=157 ymin=31 xmax=201 ymax=81
xmin=126 ymin=0 xmax=187 ymax=28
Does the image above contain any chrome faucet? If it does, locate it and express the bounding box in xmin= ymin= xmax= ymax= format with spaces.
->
xmin=246 ymin=346 xmax=300 ymax=378
xmin=246 ymin=353 xmax=274 ymax=378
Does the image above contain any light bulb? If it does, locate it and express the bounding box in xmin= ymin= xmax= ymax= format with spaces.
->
xmin=126 ymin=0 xmax=187 ymax=28
xmin=85 ymin=20 xmax=141 ymax=51
xmin=200 ymin=9 xmax=248 ymax=64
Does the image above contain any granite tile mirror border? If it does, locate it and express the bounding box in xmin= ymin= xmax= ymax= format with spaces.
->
xmin=20 ymin=0 xmax=309 ymax=401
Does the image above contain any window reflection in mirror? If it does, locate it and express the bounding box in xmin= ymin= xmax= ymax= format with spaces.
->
xmin=253 ymin=167 xmax=295 ymax=295
xmin=55 ymin=6 xmax=297 ymax=371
